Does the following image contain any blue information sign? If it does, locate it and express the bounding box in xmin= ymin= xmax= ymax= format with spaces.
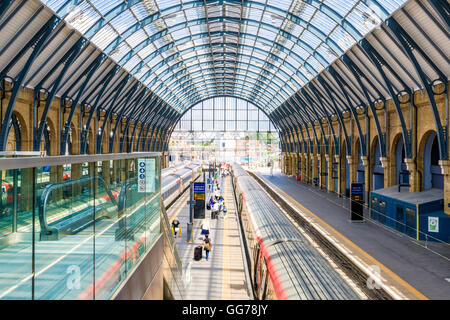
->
xmin=351 ymin=184 xmax=364 ymax=193
xmin=194 ymin=183 xmax=205 ymax=193
xmin=350 ymin=183 xmax=364 ymax=221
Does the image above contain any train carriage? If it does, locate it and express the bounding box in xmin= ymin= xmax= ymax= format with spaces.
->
xmin=231 ymin=163 xmax=360 ymax=300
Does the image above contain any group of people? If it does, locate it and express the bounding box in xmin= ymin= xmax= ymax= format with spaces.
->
xmin=198 ymin=170 xmax=230 ymax=261
xmin=172 ymin=167 xmax=232 ymax=261
xmin=208 ymin=193 xmax=227 ymax=219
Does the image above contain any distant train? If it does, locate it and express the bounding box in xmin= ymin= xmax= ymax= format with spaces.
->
xmin=161 ymin=163 xmax=202 ymax=207
xmin=161 ymin=161 xmax=193 ymax=177
xmin=231 ymin=163 xmax=360 ymax=300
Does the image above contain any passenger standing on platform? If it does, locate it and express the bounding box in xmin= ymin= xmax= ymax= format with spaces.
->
xmin=172 ymin=217 xmax=181 ymax=238
xmin=200 ymin=217 xmax=210 ymax=239
xmin=212 ymin=201 xmax=219 ymax=219
xmin=202 ymin=235 xmax=212 ymax=261
xmin=208 ymin=195 xmax=215 ymax=210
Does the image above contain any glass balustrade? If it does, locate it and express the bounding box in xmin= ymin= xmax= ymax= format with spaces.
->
xmin=0 ymin=153 xmax=161 ymax=300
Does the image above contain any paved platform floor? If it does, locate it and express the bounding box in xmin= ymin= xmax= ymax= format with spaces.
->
xmin=255 ymin=168 xmax=450 ymax=300
xmin=167 ymin=176 xmax=251 ymax=300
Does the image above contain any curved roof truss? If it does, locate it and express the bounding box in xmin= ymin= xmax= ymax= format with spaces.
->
xmin=0 ymin=0 xmax=448 ymax=156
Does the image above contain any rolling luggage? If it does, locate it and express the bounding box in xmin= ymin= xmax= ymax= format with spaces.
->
xmin=194 ymin=246 xmax=202 ymax=261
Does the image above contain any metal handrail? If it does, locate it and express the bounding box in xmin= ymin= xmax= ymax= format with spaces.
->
xmin=39 ymin=175 xmax=117 ymax=236
xmin=0 ymin=152 xmax=161 ymax=170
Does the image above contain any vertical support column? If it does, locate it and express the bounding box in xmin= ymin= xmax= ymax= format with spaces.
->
xmin=380 ymin=157 xmax=391 ymax=188
xmin=290 ymin=153 xmax=296 ymax=176
xmin=285 ymin=153 xmax=290 ymax=175
xmin=88 ymin=162 xmax=97 ymax=190
xmin=319 ymin=154 xmax=325 ymax=189
xmin=120 ymin=160 xmax=128 ymax=182
xmin=71 ymin=163 xmax=82 ymax=197
xmin=361 ymin=156 xmax=371 ymax=202
xmin=50 ymin=165 xmax=63 ymax=202
xmin=325 ymin=154 xmax=333 ymax=192
xmin=405 ymin=159 xmax=421 ymax=192
xmin=312 ymin=153 xmax=318 ymax=185
xmin=439 ymin=160 xmax=450 ymax=216
xmin=347 ymin=155 xmax=357 ymax=186
xmin=19 ymin=168 xmax=34 ymax=212
xmin=298 ymin=153 xmax=304 ymax=181
xmin=113 ymin=159 xmax=120 ymax=184
xmin=305 ymin=152 xmax=311 ymax=184
xmin=335 ymin=154 xmax=341 ymax=195
xmin=102 ymin=161 xmax=110 ymax=186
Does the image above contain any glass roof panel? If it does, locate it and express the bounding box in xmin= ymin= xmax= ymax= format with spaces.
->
xmin=109 ymin=9 xmax=137 ymax=34
xmin=64 ymin=2 xmax=100 ymax=34
xmin=89 ymin=0 xmax=122 ymax=16
xmin=91 ymin=24 xmax=119 ymax=50
xmin=43 ymin=0 xmax=408 ymax=113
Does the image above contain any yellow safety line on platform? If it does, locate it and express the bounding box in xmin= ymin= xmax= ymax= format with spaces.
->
xmin=222 ymin=178 xmax=231 ymax=299
xmin=258 ymin=174 xmax=428 ymax=300
xmin=169 ymin=192 xmax=189 ymax=223
xmin=222 ymin=212 xmax=231 ymax=299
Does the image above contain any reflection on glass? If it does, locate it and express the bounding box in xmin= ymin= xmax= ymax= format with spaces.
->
xmin=0 ymin=156 xmax=161 ymax=300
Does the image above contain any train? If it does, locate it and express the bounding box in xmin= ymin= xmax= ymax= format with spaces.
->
xmin=161 ymin=162 xmax=202 ymax=207
xmin=161 ymin=161 xmax=193 ymax=177
xmin=231 ymin=162 xmax=360 ymax=300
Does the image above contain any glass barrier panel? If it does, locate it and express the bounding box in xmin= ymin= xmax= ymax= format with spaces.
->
xmin=34 ymin=164 xmax=95 ymax=299
xmin=93 ymin=162 xmax=124 ymax=300
xmin=0 ymin=154 xmax=161 ymax=300
xmin=0 ymin=168 xmax=34 ymax=299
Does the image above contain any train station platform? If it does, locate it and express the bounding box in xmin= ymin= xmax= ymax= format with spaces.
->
xmin=253 ymin=168 xmax=450 ymax=300
xmin=167 ymin=175 xmax=251 ymax=300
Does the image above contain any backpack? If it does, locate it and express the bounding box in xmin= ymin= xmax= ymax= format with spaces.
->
xmin=204 ymin=239 xmax=212 ymax=251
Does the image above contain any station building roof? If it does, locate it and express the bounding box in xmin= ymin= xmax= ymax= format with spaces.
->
xmin=0 ymin=0 xmax=448 ymax=138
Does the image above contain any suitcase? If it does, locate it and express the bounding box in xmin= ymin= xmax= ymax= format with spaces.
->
xmin=194 ymin=246 xmax=202 ymax=261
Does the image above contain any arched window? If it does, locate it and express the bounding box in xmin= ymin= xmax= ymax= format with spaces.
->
xmin=171 ymin=97 xmax=279 ymax=165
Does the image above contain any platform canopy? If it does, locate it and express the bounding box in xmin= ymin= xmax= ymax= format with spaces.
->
xmin=0 ymin=0 xmax=448 ymax=146
xmin=38 ymin=0 xmax=411 ymax=112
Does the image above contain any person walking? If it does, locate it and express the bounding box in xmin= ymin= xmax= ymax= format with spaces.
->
xmin=200 ymin=217 xmax=210 ymax=239
xmin=202 ymin=235 xmax=212 ymax=261
xmin=207 ymin=195 xmax=215 ymax=211
xmin=172 ymin=217 xmax=181 ymax=238
xmin=212 ymin=201 xmax=219 ymax=219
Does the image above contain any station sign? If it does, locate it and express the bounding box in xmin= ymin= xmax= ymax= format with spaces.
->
xmin=138 ymin=158 xmax=156 ymax=193
xmin=193 ymin=182 xmax=205 ymax=201
xmin=193 ymin=182 xmax=206 ymax=219
xmin=350 ymin=183 xmax=364 ymax=222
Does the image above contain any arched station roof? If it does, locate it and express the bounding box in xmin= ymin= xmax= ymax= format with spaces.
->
xmin=0 ymin=0 xmax=448 ymax=153
xmin=37 ymin=0 xmax=406 ymax=113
